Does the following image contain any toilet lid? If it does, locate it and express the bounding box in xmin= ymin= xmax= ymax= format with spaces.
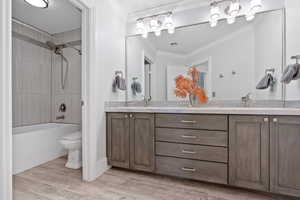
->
xmin=63 ymin=132 xmax=82 ymax=140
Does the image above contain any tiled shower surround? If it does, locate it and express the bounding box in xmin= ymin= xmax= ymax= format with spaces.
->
xmin=12 ymin=21 xmax=81 ymax=127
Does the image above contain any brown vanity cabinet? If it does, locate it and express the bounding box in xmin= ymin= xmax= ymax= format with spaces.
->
xmin=107 ymin=113 xmax=155 ymax=172
xmin=270 ymin=116 xmax=300 ymax=197
xmin=107 ymin=113 xmax=130 ymax=168
xmin=229 ymin=115 xmax=270 ymax=191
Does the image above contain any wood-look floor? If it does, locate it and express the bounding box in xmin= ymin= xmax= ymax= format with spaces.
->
xmin=13 ymin=157 xmax=295 ymax=200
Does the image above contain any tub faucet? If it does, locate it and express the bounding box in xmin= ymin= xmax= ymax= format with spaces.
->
xmin=56 ymin=115 xmax=65 ymax=120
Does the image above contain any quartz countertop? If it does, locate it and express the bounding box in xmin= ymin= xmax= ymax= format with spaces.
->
xmin=105 ymin=101 xmax=300 ymax=116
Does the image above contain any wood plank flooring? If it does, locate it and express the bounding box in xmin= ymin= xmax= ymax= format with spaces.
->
xmin=13 ymin=157 xmax=295 ymax=200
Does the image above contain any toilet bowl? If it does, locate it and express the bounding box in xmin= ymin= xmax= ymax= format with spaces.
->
xmin=60 ymin=132 xmax=82 ymax=169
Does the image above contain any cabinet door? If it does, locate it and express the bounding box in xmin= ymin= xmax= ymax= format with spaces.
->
xmin=130 ymin=113 xmax=155 ymax=172
xmin=270 ymin=116 xmax=300 ymax=197
xmin=229 ymin=115 xmax=269 ymax=191
xmin=107 ymin=113 xmax=130 ymax=168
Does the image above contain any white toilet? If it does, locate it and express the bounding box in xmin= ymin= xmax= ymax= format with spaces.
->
xmin=60 ymin=132 xmax=82 ymax=169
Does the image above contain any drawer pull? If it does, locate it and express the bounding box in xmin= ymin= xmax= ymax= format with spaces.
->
xmin=180 ymin=120 xmax=196 ymax=124
xmin=182 ymin=150 xmax=196 ymax=154
xmin=181 ymin=135 xmax=197 ymax=139
xmin=181 ymin=167 xmax=196 ymax=172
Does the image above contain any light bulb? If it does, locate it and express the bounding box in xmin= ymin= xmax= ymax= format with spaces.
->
xmin=155 ymin=29 xmax=161 ymax=36
xmin=210 ymin=4 xmax=221 ymax=21
xmin=168 ymin=27 xmax=175 ymax=34
xmin=142 ymin=31 xmax=148 ymax=39
xmin=150 ymin=18 xmax=160 ymax=32
xmin=228 ymin=1 xmax=240 ymax=17
xmin=136 ymin=20 xmax=145 ymax=35
xmin=24 ymin=0 xmax=49 ymax=8
xmin=210 ymin=20 xmax=218 ymax=27
xmin=250 ymin=0 xmax=262 ymax=13
xmin=227 ymin=17 xmax=236 ymax=24
xmin=246 ymin=13 xmax=255 ymax=21
xmin=164 ymin=14 xmax=174 ymax=29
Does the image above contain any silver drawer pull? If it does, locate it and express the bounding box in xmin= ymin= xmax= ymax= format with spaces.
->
xmin=182 ymin=150 xmax=196 ymax=154
xmin=180 ymin=120 xmax=196 ymax=124
xmin=181 ymin=167 xmax=196 ymax=172
xmin=181 ymin=135 xmax=197 ymax=139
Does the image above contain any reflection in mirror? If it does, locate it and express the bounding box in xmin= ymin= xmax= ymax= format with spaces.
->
xmin=126 ymin=9 xmax=284 ymax=103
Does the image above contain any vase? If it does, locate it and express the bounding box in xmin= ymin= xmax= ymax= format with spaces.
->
xmin=188 ymin=94 xmax=195 ymax=107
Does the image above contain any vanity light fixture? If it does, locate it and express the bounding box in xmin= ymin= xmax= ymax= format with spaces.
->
xmin=136 ymin=12 xmax=175 ymax=37
xmin=209 ymin=0 xmax=263 ymax=27
xmin=24 ymin=0 xmax=49 ymax=8
xmin=209 ymin=2 xmax=221 ymax=27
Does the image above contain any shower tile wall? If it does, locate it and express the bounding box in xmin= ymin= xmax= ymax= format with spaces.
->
xmin=12 ymin=22 xmax=52 ymax=127
xmin=52 ymin=29 xmax=82 ymax=124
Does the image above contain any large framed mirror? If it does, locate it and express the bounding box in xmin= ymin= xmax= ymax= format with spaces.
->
xmin=126 ymin=9 xmax=285 ymax=104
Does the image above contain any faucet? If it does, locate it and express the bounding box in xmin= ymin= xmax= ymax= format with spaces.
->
xmin=143 ymin=95 xmax=151 ymax=106
xmin=241 ymin=93 xmax=252 ymax=106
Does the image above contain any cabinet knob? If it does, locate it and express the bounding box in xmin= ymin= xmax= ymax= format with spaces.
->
xmin=264 ymin=118 xmax=269 ymax=122
xmin=273 ymin=118 xmax=278 ymax=123
xmin=124 ymin=114 xmax=128 ymax=118
xmin=129 ymin=114 xmax=133 ymax=118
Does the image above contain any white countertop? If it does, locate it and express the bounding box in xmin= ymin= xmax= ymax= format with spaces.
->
xmin=105 ymin=105 xmax=300 ymax=116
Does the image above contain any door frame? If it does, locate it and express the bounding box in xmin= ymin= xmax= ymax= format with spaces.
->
xmin=0 ymin=0 xmax=96 ymax=199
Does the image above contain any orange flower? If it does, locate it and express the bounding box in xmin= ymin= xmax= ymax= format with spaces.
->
xmin=174 ymin=67 xmax=208 ymax=104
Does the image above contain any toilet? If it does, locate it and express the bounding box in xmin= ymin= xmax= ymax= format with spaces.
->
xmin=60 ymin=132 xmax=82 ymax=169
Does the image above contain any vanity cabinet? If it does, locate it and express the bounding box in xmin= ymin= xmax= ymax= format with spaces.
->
xmin=229 ymin=115 xmax=269 ymax=191
xmin=107 ymin=112 xmax=300 ymax=198
xmin=107 ymin=113 xmax=130 ymax=168
xmin=270 ymin=116 xmax=300 ymax=197
xmin=107 ymin=113 xmax=155 ymax=172
xmin=155 ymin=114 xmax=229 ymax=184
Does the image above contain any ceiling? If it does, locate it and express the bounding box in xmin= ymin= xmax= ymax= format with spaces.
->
xmin=13 ymin=0 xmax=81 ymax=34
xmin=147 ymin=16 xmax=257 ymax=55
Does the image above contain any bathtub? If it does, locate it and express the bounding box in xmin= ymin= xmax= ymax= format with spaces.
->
xmin=13 ymin=123 xmax=80 ymax=175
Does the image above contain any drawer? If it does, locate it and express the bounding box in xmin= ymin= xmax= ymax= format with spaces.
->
xmin=156 ymin=142 xmax=228 ymax=163
xmin=155 ymin=114 xmax=228 ymax=131
xmin=156 ymin=128 xmax=228 ymax=147
xmin=156 ymin=156 xmax=228 ymax=184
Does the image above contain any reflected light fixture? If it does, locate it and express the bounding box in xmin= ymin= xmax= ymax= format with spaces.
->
xmin=24 ymin=0 xmax=49 ymax=8
xmin=136 ymin=12 xmax=175 ymax=38
xmin=209 ymin=2 xmax=221 ymax=27
xmin=209 ymin=0 xmax=263 ymax=27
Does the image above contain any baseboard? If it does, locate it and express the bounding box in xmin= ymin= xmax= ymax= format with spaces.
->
xmin=87 ymin=157 xmax=111 ymax=182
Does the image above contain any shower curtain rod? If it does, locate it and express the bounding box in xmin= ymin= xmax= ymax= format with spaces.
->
xmin=12 ymin=18 xmax=54 ymax=39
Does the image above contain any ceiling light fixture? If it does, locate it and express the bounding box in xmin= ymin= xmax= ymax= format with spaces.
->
xmin=209 ymin=0 xmax=263 ymax=27
xmin=136 ymin=12 xmax=175 ymax=38
xmin=24 ymin=0 xmax=49 ymax=8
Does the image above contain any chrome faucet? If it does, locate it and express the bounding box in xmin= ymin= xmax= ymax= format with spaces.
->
xmin=241 ymin=93 xmax=252 ymax=106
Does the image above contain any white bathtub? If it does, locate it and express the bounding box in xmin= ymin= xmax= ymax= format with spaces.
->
xmin=13 ymin=123 xmax=80 ymax=175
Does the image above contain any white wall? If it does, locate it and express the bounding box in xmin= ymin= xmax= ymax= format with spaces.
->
xmin=88 ymin=0 xmax=127 ymax=177
xmin=285 ymin=0 xmax=300 ymax=100
xmin=12 ymin=22 xmax=52 ymax=127
xmin=253 ymin=10 xmax=283 ymax=100
xmin=52 ymin=29 xmax=82 ymax=124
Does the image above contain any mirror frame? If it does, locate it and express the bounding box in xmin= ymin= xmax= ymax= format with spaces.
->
xmin=125 ymin=8 xmax=286 ymax=103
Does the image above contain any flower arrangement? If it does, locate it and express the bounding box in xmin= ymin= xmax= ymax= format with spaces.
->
xmin=174 ymin=66 xmax=208 ymax=105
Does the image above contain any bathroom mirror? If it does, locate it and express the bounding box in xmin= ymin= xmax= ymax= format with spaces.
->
xmin=126 ymin=9 xmax=284 ymax=103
